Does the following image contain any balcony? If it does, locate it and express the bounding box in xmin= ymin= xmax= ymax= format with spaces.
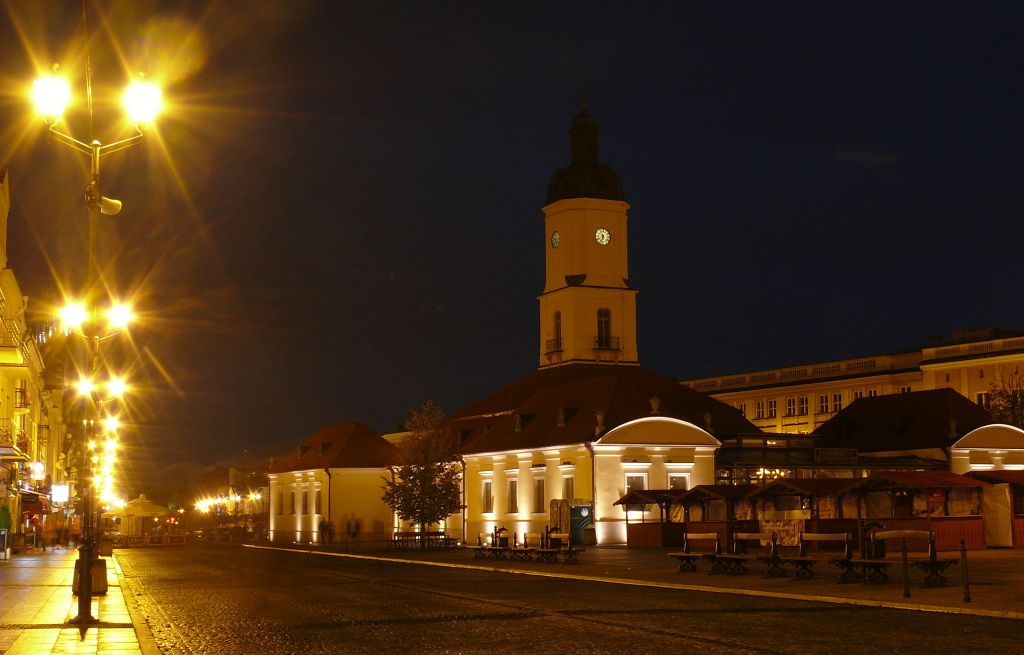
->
xmin=593 ymin=336 xmax=620 ymax=351
xmin=0 ymin=419 xmax=29 ymax=461
xmin=545 ymin=338 xmax=563 ymax=355
xmin=15 ymin=386 xmax=30 ymax=410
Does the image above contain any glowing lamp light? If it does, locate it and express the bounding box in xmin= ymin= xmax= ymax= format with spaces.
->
xmin=104 ymin=436 xmax=119 ymax=451
xmin=123 ymin=81 xmax=162 ymax=125
xmin=103 ymin=417 xmax=121 ymax=434
xmin=107 ymin=376 xmax=129 ymax=398
xmin=59 ymin=302 xmax=88 ymax=332
xmin=75 ymin=377 xmax=96 ymax=397
xmin=107 ymin=303 xmax=135 ymax=330
xmin=32 ymin=74 xmax=71 ymax=122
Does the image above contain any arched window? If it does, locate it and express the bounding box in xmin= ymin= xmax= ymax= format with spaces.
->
xmin=596 ymin=308 xmax=612 ymax=349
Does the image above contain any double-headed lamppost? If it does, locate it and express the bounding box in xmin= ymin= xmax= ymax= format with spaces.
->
xmin=33 ymin=60 xmax=160 ymax=625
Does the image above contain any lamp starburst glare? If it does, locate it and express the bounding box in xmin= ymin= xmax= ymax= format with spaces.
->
xmin=107 ymin=303 xmax=134 ymax=330
xmin=32 ymin=74 xmax=71 ymax=122
xmin=123 ymin=81 xmax=162 ymax=125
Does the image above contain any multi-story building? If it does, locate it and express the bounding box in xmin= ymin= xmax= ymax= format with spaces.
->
xmin=681 ymin=328 xmax=1024 ymax=435
xmin=0 ymin=167 xmax=66 ymax=544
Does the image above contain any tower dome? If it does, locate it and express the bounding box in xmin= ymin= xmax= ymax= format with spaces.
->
xmin=546 ymin=108 xmax=624 ymax=204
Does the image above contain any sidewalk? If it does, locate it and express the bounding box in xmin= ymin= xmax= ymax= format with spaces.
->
xmin=0 ymin=547 xmax=154 ymax=655
xmin=269 ymin=542 xmax=1024 ymax=620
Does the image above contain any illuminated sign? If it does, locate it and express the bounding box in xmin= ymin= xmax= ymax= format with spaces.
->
xmin=51 ymin=484 xmax=69 ymax=504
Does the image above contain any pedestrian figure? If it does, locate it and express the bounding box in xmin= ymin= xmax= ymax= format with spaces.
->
xmin=319 ymin=518 xmax=329 ymax=544
xmin=352 ymin=517 xmax=361 ymax=542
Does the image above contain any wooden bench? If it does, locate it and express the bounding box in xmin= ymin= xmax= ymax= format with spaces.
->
xmin=776 ymin=532 xmax=853 ymax=580
xmin=850 ymin=530 xmax=959 ymax=588
xmin=534 ymin=532 xmax=583 ymax=564
xmin=667 ymin=532 xmax=720 ymax=573
xmin=710 ymin=532 xmax=783 ymax=577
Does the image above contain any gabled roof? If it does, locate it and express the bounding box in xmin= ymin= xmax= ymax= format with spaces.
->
xmin=811 ymin=388 xmax=993 ymax=453
xmin=846 ymin=470 xmax=987 ymax=492
xmin=964 ymin=470 xmax=1024 ymax=490
xmin=751 ymin=478 xmax=858 ymax=498
xmin=453 ymin=363 xmax=759 ymax=455
xmin=680 ymin=484 xmax=761 ymax=503
xmin=270 ymin=422 xmax=400 ymax=473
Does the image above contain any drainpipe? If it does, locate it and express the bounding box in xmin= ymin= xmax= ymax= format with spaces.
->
xmin=459 ymin=456 xmax=466 ymax=544
xmin=585 ymin=441 xmax=596 ymax=541
xmin=324 ymin=468 xmax=332 ymax=544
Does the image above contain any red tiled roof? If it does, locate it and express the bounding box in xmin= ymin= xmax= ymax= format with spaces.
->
xmin=812 ymin=388 xmax=993 ymax=453
xmin=269 ymin=422 xmax=400 ymax=473
xmin=452 ymin=363 xmax=760 ymax=455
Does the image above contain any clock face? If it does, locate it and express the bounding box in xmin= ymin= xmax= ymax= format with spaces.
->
xmin=551 ymin=231 xmax=560 ymax=249
xmin=595 ymin=228 xmax=611 ymax=245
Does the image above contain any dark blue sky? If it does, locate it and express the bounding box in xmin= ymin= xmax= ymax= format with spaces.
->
xmin=2 ymin=2 xmax=1022 ymax=494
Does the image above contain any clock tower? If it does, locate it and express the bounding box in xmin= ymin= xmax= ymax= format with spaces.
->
xmin=539 ymin=107 xmax=639 ymax=368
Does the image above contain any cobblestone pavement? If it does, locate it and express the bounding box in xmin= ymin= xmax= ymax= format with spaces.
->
xmin=115 ymin=545 xmax=1023 ymax=655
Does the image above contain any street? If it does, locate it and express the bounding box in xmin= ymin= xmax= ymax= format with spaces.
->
xmin=114 ymin=545 xmax=1022 ymax=655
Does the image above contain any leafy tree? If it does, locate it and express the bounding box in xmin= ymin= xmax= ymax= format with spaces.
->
xmin=989 ymin=370 xmax=1024 ymax=429
xmin=0 ymin=503 xmax=11 ymax=531
xmin=381 ymin=402 xmax=462 ymax=543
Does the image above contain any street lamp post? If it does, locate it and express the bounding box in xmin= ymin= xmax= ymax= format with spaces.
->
xmin=33 ymin=56 xmax=160 ymax=627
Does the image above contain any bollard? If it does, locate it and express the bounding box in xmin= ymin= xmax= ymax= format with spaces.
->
xmin=961 ymin=539 xmax=972 ymax=603
xmin=900 ymin=538 xmax=911 ymax=598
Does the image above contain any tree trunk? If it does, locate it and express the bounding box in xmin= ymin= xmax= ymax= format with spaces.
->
xmin=420 ymin=522 xmax=426 ymax=548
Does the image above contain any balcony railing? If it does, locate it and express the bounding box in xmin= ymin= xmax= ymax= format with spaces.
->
xmin=545 ymin=338 xmax=563 ymax=354
xmin=593 ymin=336 xmax=620 ymax=351
xmin=15 ymin=386 xmax=30 ymax=409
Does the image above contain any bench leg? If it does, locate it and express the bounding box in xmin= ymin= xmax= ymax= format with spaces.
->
xmin=792 ymin=563 xmax=816 ymax=580
xmin=763 ymin=560 xmax=787 ymax=579
xmin=707 ymin=558 xmax=728 ymax=575
xmin=677 ymin=559 xmax=698 ymax=573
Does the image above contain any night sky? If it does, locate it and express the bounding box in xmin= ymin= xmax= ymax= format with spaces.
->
xmin=2 ymin=2 xmax=1022 ymax=500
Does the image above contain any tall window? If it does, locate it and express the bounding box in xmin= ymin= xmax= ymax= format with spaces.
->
xmin=668 ymin=473 xmax=688 ymax=490
xmin=314 ymin=490 xmax=321 ymax=514
xmin=533 ymin=478 xmax=545 ymax=514
xmin=818 ymin=394 xmax=829 ymax=414
xmin=289 ymin=492 xmax=296 ymax=515
xmin=867 ymin=389 xmax=878 ymax=398
xmin=625 ymin=473 xmax=646 ymax=492
xmin=853 ymin=391 xmax=864 ymax=400
xmin=735 ymin=402 xmax=746 ymax=417
xmin=785 ymin=398 xmax=796 ymax=416
xmin=507 ymin=480 xmax=518 ymax=513
xmin=832 ymin=393 xmax=843 ymax=412
xmin=562 ymin=477 xmax=574 ymax=501
xmin=553 ymin=311 xmax=562 ymax=349
xmin=767 ymin=400 xmax=777 ymax=418
xmin=482 ymin=481 xmax=493 ymax=513
xmin=755 ymin=400 xmax=765 ymax=419
xmin=597 ymin=308 xmax=612 ymax=348
xmin=277 ymin=492 xmax=284 ymax=515
xmin=798 ymin=396 xmax=808 ymax=416
xmin=301 ymin=490 xmax=308 ymax=515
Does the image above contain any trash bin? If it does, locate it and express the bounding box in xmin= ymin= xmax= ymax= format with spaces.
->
xmin=98 ymin=538 xmax=114 ymax=556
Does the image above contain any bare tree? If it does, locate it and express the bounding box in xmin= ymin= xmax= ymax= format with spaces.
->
xmin=381 ymin=402 xmax=462 ymax=543
xmin=989 ymin=369 xmax=1024 ymax=429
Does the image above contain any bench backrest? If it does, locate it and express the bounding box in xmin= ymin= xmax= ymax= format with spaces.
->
xmin=547 ymin=532 xmax=570 ymax=549
xmin=798 ymin=532 xmax=851 ymax=558
xmin=871 ymin=529 xmax=936 ymax=558
xmin=523 ymin=532 xmax=542 ymax=548
xmin=731 ymin=532 xmax=773 ymax=554
xmin=682 ymin=532 xmax=720 ymax=554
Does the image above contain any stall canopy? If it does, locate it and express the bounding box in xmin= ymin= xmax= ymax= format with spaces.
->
xmin=613 ymin=489 xmax=688 ymax=522
xmin=103 ymin=494 xmax=168 ymax=535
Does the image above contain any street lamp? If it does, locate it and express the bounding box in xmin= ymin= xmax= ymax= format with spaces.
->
xmin=34 ymin=55 xmax=160 ymax=625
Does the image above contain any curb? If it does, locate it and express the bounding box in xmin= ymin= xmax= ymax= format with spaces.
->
xmin=245 ymin=544 xmax=1024 ymax=622
xmin=111 ymin=553 xmax=162 ymax=655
